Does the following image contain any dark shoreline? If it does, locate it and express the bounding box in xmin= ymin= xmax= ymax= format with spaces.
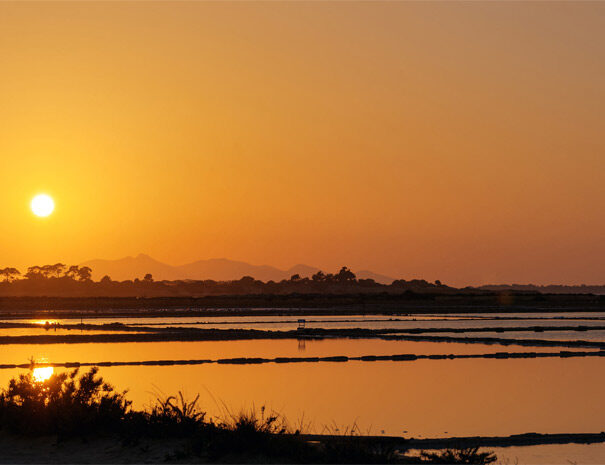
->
xmin=2 ymin=348 xmax=605 ymax=370
xmin=308 ymin=432 xmax=605 ymax=450
xmin=410 ymin=432 xmax=605 ymax=449
xmin=0 ymin=293 xmax=603 ymax=316
xmin=4 ymin=320 xmax=605 ymax=334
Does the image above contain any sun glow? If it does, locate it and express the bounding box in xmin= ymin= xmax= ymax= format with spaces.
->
xmin=31 ymin=194 xmax=55 ymax=217
xmin=32 ymin=320 xmax=59 ymax=326
xmin=33 ymin=366 xmax=54 ymax=382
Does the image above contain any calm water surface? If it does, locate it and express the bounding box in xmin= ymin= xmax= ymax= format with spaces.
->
xmin=0 ymin=357 xmax=603 ymax=439
xmin=485 ymin=443 xmax=605 ymax=465
xmin=0 ymin=328 xmax=140 ymax=336
xmin=433 ymin=330 xmax=605 ymax=343
xmin=4 ymin=311 xmax=605 ymax=329
xmin=1 ymin=311 xmax=603 ymax=463
xmin=0 ymin=338 xmax=581 ymax=366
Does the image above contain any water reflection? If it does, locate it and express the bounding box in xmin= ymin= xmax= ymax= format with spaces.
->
xmin=1 ymin=310 xmax=603 ymax=462
xmin=1 ymin=356 xmax=599 ymax=438
xmin=32 ymin=366 xmax=54 ymax=382
xmin=488 ymin=443 xmax=605 ymax=465
xmin=32 ymin=320 xmax=58 ymax=327
xmin=0 ymin=339 xmax=579 ymax=366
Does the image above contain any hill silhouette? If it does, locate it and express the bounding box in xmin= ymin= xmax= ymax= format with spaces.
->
xmin=81 ymin=254 xmax=395 ymax=284
xmin=0 ymin=263 xmax=449 ymax=300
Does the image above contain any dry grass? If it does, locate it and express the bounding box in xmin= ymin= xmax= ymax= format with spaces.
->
xmin=0 ymin=367 xmax=496 ymax=464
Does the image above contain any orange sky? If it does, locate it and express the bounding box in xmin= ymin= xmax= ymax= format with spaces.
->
xmin=1 ymin=2 xmax=603 ymax=287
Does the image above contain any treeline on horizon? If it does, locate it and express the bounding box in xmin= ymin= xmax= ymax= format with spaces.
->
xmin=1 ymin=264 xmax=603 ymax=298
xmin=0 ymin=263 xmax=449 ymax=298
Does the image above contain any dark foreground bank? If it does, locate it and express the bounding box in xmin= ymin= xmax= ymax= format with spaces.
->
xmin=0 ymin=367 xmax=496 ymax=464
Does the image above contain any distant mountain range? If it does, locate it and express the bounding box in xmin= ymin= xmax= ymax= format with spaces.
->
xmin=81 ymin=254 xmax=396 ymax=284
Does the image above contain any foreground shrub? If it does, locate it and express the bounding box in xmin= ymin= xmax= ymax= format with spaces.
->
xmin=0 ymin=368 xmax=496 ymax=464
xmin=0 ymin=367 xmax=130 ymax=436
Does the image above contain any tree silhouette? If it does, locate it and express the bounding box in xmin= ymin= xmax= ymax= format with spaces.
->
xmin=30 ymin=263 xmax=66 ymax=279
xmin=0 ymin=262 xmax=411 ymax=297
xmin=0 ymin=267 xmax=20 ymax=282
xmin=336 ymin=266 xmax=356 ymax=283
xmin=52 ymin=263 xmax=67 ymax=278
xmin=239 ymin=276 xmax=255 ymax=284
xmin=66 ymin=265 xmax=80 ymax=280
xmin=25 ymin=266 xmax=44 ymax=280
xmin=77 ymin=266 xmax=92 ymax=281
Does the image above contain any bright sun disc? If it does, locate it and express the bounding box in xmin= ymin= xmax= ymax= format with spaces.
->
xmin=31 ymin=194 xmax=55 ymax=217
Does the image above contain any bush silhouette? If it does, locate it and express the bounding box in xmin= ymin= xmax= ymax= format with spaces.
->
xmin=0 ymin=368 xmax=496 ymax=463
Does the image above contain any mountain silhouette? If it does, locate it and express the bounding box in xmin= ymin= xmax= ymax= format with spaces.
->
xmin=80 ymin=254 xmax=395 ymax=284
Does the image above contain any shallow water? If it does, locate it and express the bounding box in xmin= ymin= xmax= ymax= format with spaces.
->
xmin=0 ymin=315 xmax=478 ymax=331
xmin=486 ymin=443 xmax=605 ymax=464
xmin=436 ymin=312 xmax=605 ymax=320
xmin=0 ymin=337 xmax=581 ymax=366
xmin=0 ymin=328 xmax=139 ymax=337
xmin=149 ymin=319 xmax=605 ymax=331
xmin=4 ymin=311 xmax=605 ymax=331
xmin=432 ymin=330 xmax=605 ymax=343
xmin=1 ymin=311 xmax=603 ymax=463
xmin=1 ymin=357 xmax=603 ymax=439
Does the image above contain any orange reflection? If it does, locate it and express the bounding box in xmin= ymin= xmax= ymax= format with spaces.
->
xmin=32 ymin=366 xmax=54 ymax=382
xmin=31 ymin=320 xmax=58 ymax=326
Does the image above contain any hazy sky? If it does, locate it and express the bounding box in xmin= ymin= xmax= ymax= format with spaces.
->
xmin=1 ymin=2 xmax=604 ymax=286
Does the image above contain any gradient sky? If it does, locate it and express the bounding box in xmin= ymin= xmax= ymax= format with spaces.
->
xmin=1 ymin=2 xmax=604 ymax=287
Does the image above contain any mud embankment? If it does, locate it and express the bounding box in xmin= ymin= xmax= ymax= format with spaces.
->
xmin=405 ymin=432 xmax=605 ymax=449
xmin=2 ymin=348 xmax=605 ymax=370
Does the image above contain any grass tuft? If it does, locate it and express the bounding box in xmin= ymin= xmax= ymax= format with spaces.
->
xmin=0 ymin=367 xmax=496 ymax=463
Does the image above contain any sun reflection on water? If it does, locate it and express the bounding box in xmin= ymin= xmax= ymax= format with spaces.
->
xmin=32 ymin=320 xmax=58 ymax=326
xmin=33 ymin=366 xmax=54 ymax=382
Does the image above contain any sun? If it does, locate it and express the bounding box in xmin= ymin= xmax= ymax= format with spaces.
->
xmin=31 ymin=194 xmax=55 ymax=217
